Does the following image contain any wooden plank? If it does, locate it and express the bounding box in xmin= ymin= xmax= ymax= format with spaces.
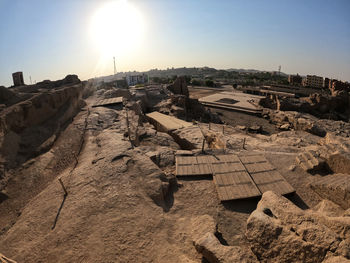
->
xmin=214 ymin=173 xmax=261 ymax=201
xmin=176 ymin=155 xmax=213 ymax=177
xmin=240 ymin=155 xmax=266 ymax=164
xmin=213 ymin=170 xmax=261 ymax=201
xmin=245 ymin=164 xmax=295 ymax=196
xmin=244 ymin=162 xmax=275 ymax=174
xmin=176 ymin=154 xmax=294 ymax=200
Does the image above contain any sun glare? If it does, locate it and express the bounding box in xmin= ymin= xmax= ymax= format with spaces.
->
xmin=90 ymin=0 xmax=145 ymax=59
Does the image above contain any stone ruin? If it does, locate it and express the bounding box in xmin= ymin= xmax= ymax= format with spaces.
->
xmin=259 ymin=89 xmax=350 ymax=121
xmin=0 ymin=75 xmax=350 ymax=263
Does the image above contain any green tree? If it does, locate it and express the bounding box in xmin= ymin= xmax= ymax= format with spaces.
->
xmin=205 ymin=79 xmax=215 ymax=87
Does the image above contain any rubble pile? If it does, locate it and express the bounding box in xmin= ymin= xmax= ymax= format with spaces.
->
xmin=265 ymin=109 xmax=350 ymax=137
xmin=246 ymin=191 xmax=350 ymax=263
xmin=259 ymin=90 xmax=350 ymax=121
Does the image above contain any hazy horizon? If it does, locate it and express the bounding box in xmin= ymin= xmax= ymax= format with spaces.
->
xmin=1 ymin=0 xmax=349 ymax=87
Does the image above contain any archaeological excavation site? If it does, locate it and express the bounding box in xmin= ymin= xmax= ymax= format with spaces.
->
xmin=0 ymin=74 xmax=350 ymax=263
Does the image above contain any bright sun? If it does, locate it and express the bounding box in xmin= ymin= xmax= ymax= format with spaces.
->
xmin=90 ymin=0 xmax=145 ymax=58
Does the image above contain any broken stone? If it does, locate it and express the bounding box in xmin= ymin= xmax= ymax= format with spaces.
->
xmin=237 ymin=125 xmax=247 ymax=130
xmin=322 ymin=256 xmax=350 ymax=263
xmin=248 ymin=125 xmax=262 ymax=133
xmin=288 ymin=164 xmax=296 ymax=171
xmin=246 ymin=191 xmax=350 ymax=263
xmin=279 ymin=123 xmax=290 ymax=130
xmin=0 ymin=253 xmax=17 ymax=263
xmin=195 ymin=232 xmax=257 ymax=263
xmin=310 ymin=174 xmax=350 ymax=209
xmin=295 ymin=150 xmax=327 ymax=174
xmin=327 ymin=153 xmax=350 ymax=174
xmin=313 ymin=199 xmax=345 ymax=217
xmin=191 ymin=215 xmax=257 ymax=263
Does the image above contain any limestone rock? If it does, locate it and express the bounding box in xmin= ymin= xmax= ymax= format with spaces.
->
xmin=144 ymin=148 xmax=175 ymax=168
xmin=191 ymin=215 xmax=257 ymax=263
xmin=322 ymin=256 xmax=350 ymax=263
xmin=0 ymin=253 xmax=17 ymax=263
xmin=313 ymin=199 xmax=345 ymax=217
xmin=171 ymin=126 xmax=204 ymax=150
xmin=191 ymin=215 xmax=216 ymax=241
xmin=195 ymin=232 xmax=257 ymax=263
xmin=310 ymin=174 xmax=350 ymax=209
xmin=295 ymin=150 xmax=327 ymax=174
xmin=327 ymin=153 xmax=350 ymax=174
xmin=248 ymin=125 xmax=262 ymax=133
xmin=246 ymin=191 xmax=350 ymax=263
xmin=279 ymin=123 xmax=291 ymax=130
xmin=103 ymin=87 xmax=131 ymax=99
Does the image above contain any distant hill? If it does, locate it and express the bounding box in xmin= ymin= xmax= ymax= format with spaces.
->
xmin=91 ymin=66 xmax=289 ymax=83
xmin=226 ymin=68 xmax=288 ymax=77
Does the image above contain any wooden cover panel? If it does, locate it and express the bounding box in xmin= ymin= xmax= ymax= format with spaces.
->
xmin=239 ymin=155 xmax=266 ymax=164
xmin=175 ymin=154 xmax=295 ymax=201
xmin=214 ymin=171 xmax=261 ymax=201
xmin=176 ymin=156 xmax=212 ymax=176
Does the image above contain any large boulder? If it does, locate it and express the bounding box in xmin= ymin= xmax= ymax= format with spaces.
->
xmin=246 ymin=191 xmax=350 ymax=263
xmin=191 ymin=215 xmax=257 ymax=263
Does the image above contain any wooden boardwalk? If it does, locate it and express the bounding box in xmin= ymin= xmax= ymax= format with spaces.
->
xmin=175 ymin=154 xmax=295 ymax=201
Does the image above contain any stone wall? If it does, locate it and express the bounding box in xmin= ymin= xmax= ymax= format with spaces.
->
xmin=0 ymin=84 xmax=83 ymax=169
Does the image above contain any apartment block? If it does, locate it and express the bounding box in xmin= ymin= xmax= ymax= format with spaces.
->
xmin=305 ymin=75 xmax=323 ymax=88
xmin=288 ymin=74 xmax=302 ymax=85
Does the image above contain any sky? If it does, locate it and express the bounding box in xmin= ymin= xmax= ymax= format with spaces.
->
xmin=0 ymin=0 xmax=349 ymax=87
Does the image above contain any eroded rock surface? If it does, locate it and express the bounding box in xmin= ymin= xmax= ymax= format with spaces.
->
xmin=191 ymin=215 xmax=257 ymax=263
xmin=246 ymin=191 xmax=350 ymax=263
xmin=310 ymin=174 xmax=350 ymax=209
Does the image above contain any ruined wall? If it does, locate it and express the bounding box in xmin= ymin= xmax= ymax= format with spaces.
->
xmin=0 ymin=84 xmax=83 ymax=169
xmin=166 ymin=76 xmax=189 ymax=97
xmin=260 ymin=92 xmax=350 ymax=121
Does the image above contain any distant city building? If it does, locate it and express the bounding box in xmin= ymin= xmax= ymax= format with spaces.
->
xmin=288 ymin=74 xmax=302 ymax=85
xmin=322 ymin=78 xmax=350 ymax=94
xmin=329 ymin=79 xmax=350 ymax=94
xmin=125 ymin=74 xmax=148 ymax=86
xmin=304 ymin=75 xmax=323 ymax=88
xmin=324 ymin=77 xmax=331 ymax=89
xmin=12 ymin=72 xmax=24 ymax=86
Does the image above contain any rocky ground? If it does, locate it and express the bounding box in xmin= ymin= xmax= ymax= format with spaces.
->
xmin=0 ymin=80 xmax=349 ymax=262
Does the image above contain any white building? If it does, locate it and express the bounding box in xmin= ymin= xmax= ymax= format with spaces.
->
xmin=126 ymin=74 xmax=148 ymax=86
